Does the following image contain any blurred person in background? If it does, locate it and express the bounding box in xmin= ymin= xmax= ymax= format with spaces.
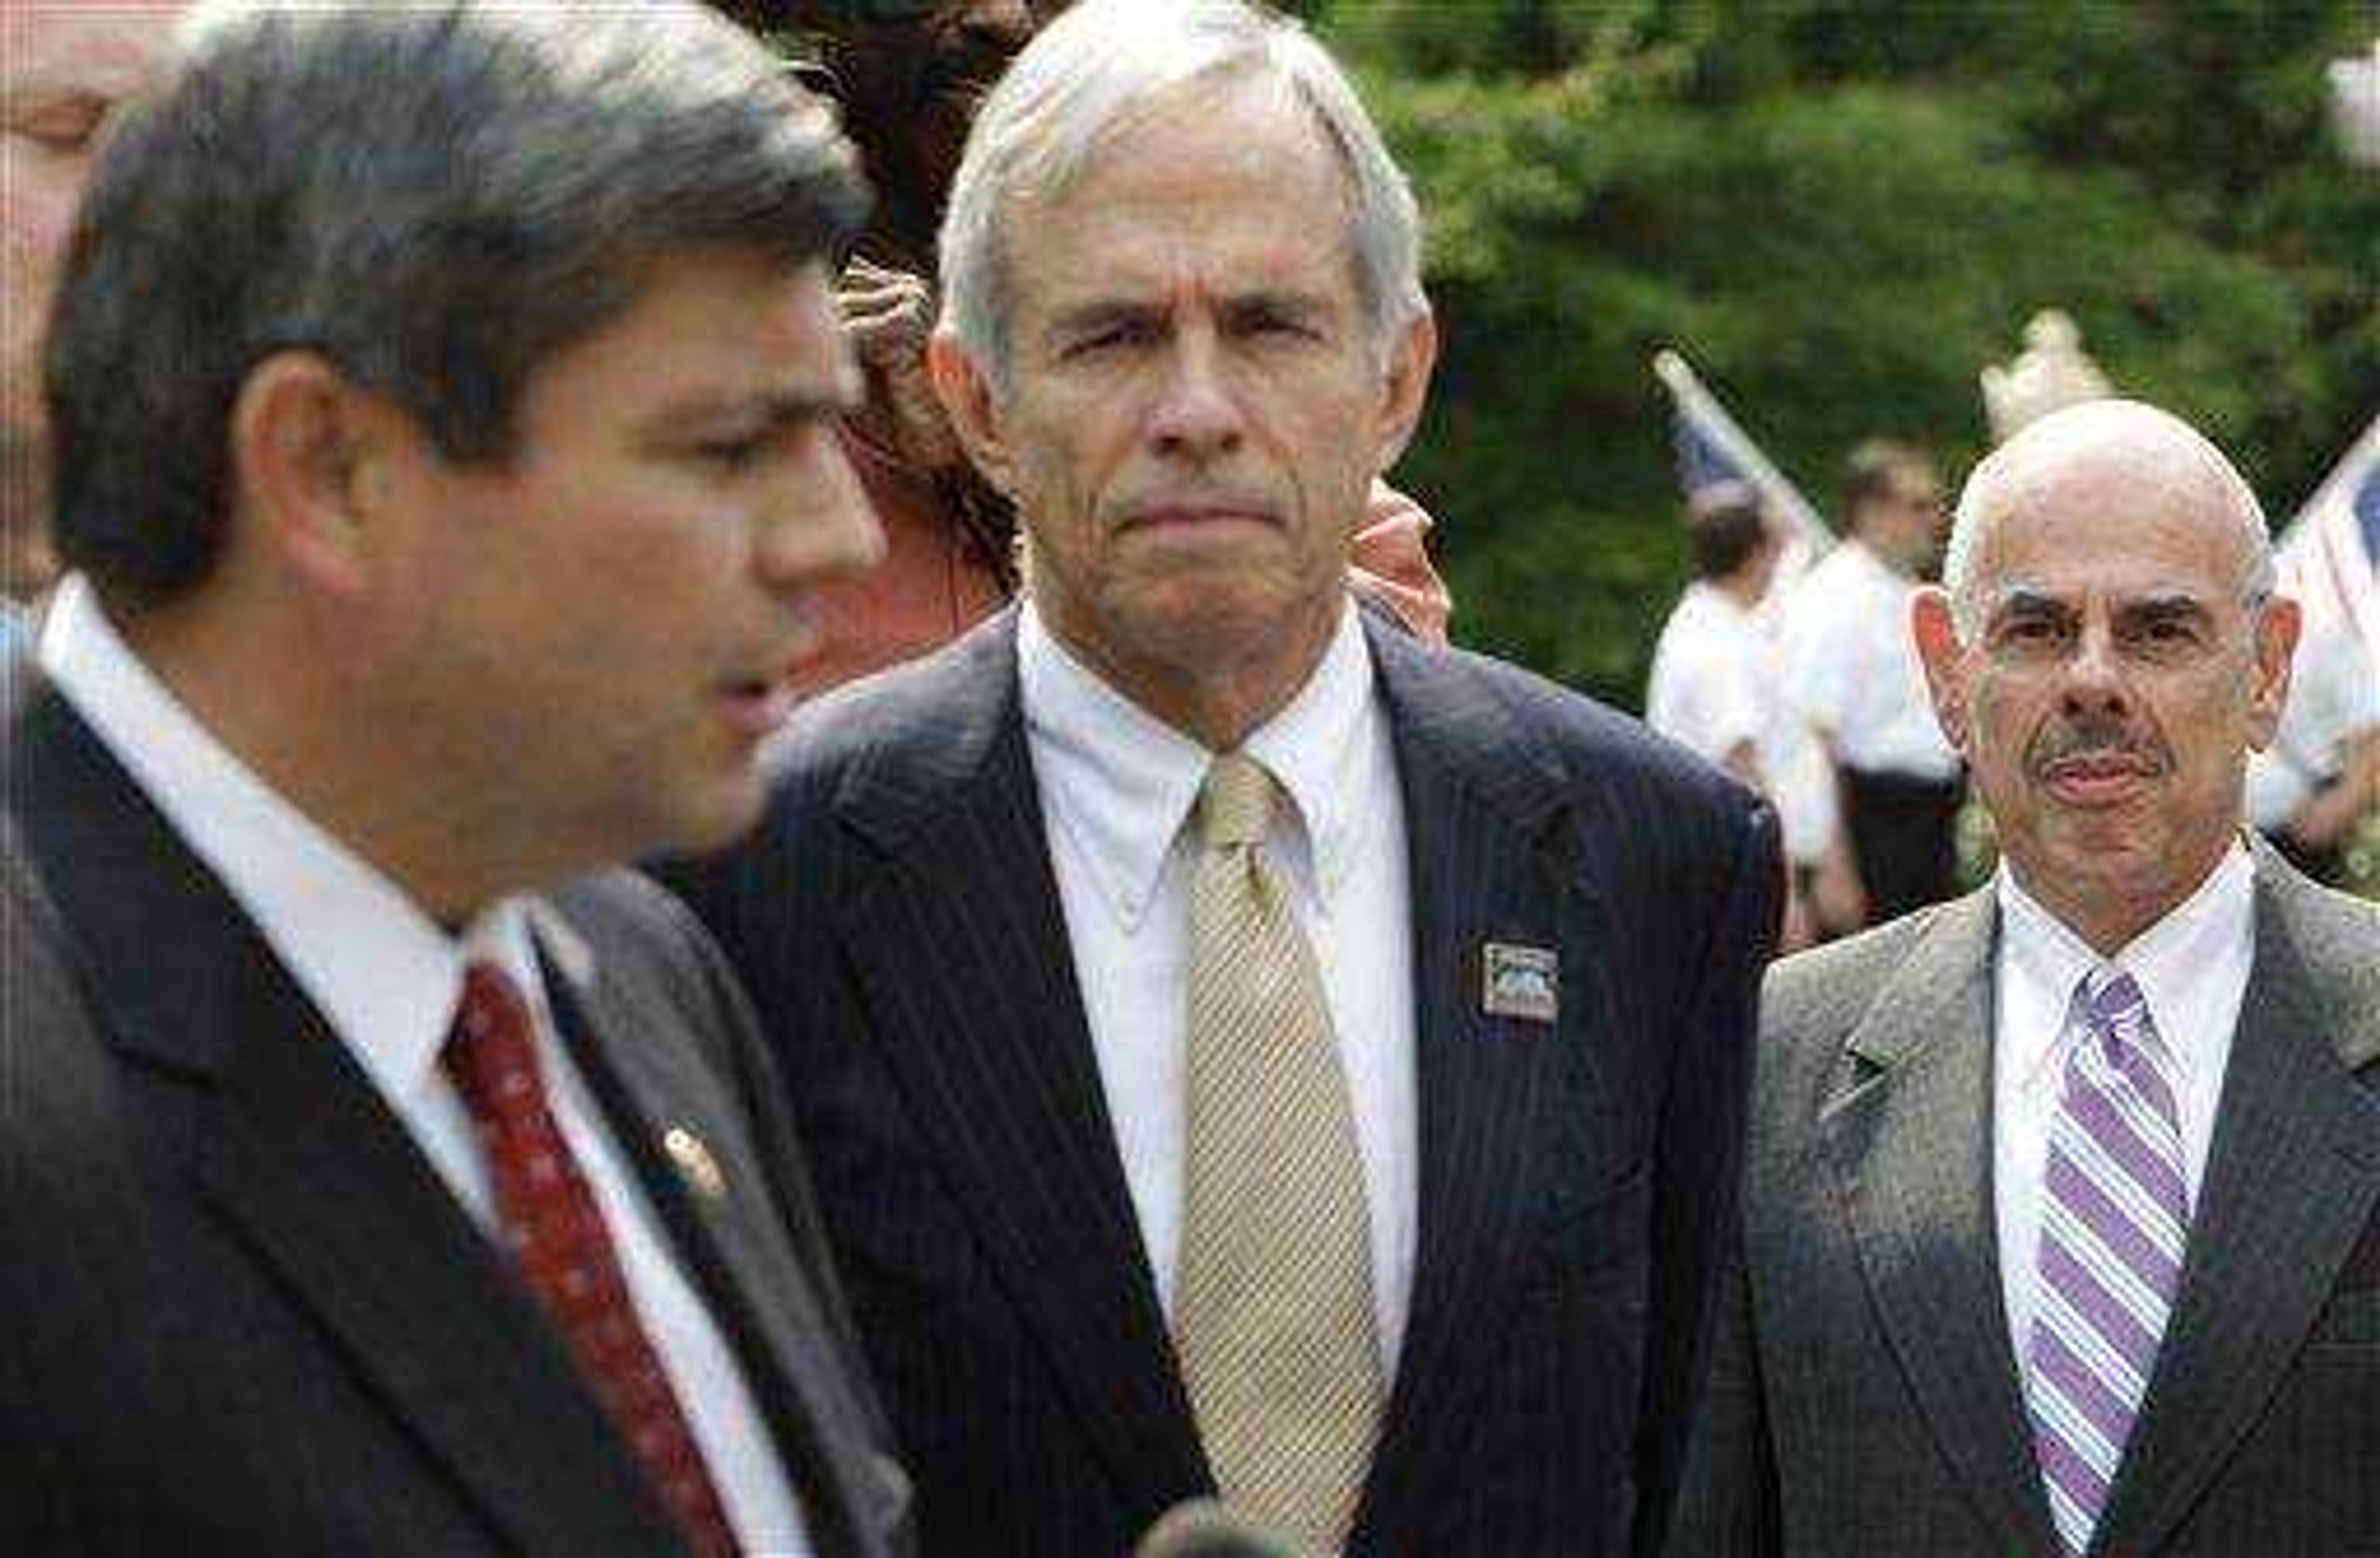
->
xmin=2245 ymin=614 xmax=2380 ymax=885
xmin=1647 ymin=481 xmax=1819 ymax=948
xmin=1784 ymin=438 xmax=1965 ymax=930
xmin=1 ymin=0 xmax=183 ymax=654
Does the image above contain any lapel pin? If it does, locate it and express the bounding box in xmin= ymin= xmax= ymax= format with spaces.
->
xmin=663 ymin=1126 xmax=726 ymax=1202
xmin=1482 ymin=941 xmax=1559 ymax=1025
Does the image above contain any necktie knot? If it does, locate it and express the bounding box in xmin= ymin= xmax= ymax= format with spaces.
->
xmin=2085 ymin=968 xmax=2144 ymax=1026
xmin=444 ymin=959 xmax=541 ymax=1117
xmin=2081 ymin=968 xmax=2149 ymax=1063
xmin=1199 ymin=751 xmax=1276 ymax=849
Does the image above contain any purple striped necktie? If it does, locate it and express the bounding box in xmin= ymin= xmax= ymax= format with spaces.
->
xmin=2024 ymin=968 xmax=2191 ymax=1556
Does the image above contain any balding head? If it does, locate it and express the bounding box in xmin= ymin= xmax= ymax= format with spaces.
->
xmin=1911 ymin=399 xmax=2298 ymax=954
xmin=1944 ymin=399 xmax=2274 ymax=639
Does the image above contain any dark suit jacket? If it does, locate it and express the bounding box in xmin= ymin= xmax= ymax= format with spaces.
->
xmin=0 ymin=672 xmax=912 ymax=1557
xmin=669 ymin=608 xmax=1782 ymax=1556
xmin=1672 ymin=851 xmax=2380 ymax=1556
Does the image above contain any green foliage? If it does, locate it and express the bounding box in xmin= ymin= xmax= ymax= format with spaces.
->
xmin=1305 ymin=1 xmax=2374 ymax=731
xmin=1323 ymin=0 xmax=1691 ymax=84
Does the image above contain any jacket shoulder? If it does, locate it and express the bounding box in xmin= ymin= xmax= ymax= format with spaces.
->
xmin=545 ymin=867 xmax=710 ymax=968
xmin=540 ymin=869 xmax=754 ymax=1054
xmin=763 ymin=611 xmax=1015 ymax=795
xmin=1761 ymin=905 xmax=1948 ymax=1057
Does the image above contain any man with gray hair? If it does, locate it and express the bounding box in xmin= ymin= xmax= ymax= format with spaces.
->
xmin=672 ymin=2 xmax=1781 ymax=1551
xmin=2 ymin=5 xmax=910 ymax=1552
xmin=1677 ymin=399 xmax=2379 ymax=1556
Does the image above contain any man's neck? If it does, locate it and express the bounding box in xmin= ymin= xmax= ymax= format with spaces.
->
xmin=1041 ymin=602 xmax=1342 ymax=755
xmin=1851 ymin=529 xmax=1911 ymax=578
xmin=2006 ymin=836 xmax=2239 ymax=960
xmin=1715 ymin=570 xmax=1766 ymax=610
xmin=120 ymin=601 xmax=517 ymax=926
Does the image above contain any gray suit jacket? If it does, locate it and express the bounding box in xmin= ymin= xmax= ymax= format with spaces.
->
xmin=0 ymin=670 xmax=912 ymax=1556
xmin=1672 ymin=849 xmax=2380 ymax=1556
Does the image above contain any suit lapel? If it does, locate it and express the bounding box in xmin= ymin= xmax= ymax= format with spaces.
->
xmin=1349 ymin=625 xmax=1605 ymax=1543
xmin=9 ymin=686 xmax=678 ymax=1555
xmin=1822 ymin=890 xmax=2061 ymax=1556
xmin=829 ymin=619 xmax=1207 ymax=1518
xmin=2089 ymin=856 xmax=2380 ymax=1556
xmin=537 ymin=911 xmax=897 ymax=1556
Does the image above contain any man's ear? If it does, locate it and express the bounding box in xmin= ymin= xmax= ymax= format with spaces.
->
xmin=2246 ymin=593 xmax=2303 ymax=750
xmin=1371 ymin=308 xmax=1439 ymax=476
xmin=229 ymin=351 xmax=403 ymax=600
xmin=928 ymin=327 xmax=1016 ymax=495
xmin=1910 ymin=585 xmax=1972 ymax=753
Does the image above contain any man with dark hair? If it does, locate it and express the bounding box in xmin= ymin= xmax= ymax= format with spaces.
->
xmin=674 ymin=2 xmax=1781 ymax=1551
xmin=723 ymin=0 xmax=1452 ymax=700
xmin=1784 ymin=438 xmax=1965 ymax=929
xmin=1684 ymin=484 xmax=1776 ymax=583
xmin=1648 ymin=484 xmax=1814 ymax=947
xmin=3 ymin=5 xmax=907 ymax=1552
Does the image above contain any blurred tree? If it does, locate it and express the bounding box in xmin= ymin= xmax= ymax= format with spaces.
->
xmin=1294 ymin=0 xmax=2373 ymax=719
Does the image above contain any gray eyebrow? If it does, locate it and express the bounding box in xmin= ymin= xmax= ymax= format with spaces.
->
xmin=1984 ymin=585 xmax=2216 ymax=622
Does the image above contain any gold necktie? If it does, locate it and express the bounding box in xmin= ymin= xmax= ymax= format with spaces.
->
xmin=1173 ymin=751 xmax=1382 ymax=1552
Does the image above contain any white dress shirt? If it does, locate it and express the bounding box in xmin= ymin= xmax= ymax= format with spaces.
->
xmin=1647 ymin=580 xmax=1836 ymax=864
xmin=1991 ymin=843 xmax=2255 ymax=1365
xmin=1018 ymin=598 xmax=1420 ymax=1370
xmin=1782 ymin=538 xmax=1960 ymax=781
xmin=1647 ymin=582 xmax=1770 ymax=771
xmin=37 ymin=575 xmax=810 ymax=1556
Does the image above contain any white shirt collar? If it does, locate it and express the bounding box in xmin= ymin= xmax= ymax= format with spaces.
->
xmin=1017 ymin=597 xmax=1380 ymax=927
xmin=1685 ymin=578 xmax=1780 ymax=643
xmin=1681 ymin=580 xmax=1758 ymax=629
xmin=1995 ymin=838 xmax=2255 ymax=1091
xmin=35 ymin=572 xmax=557 ymax=1106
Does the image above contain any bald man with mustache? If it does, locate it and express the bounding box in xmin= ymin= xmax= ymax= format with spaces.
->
xmin=1677 ymin=400 xmax=2380 ymax=1558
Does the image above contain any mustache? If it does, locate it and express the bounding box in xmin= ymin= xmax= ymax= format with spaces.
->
xmin=2025 ymin=711 xmax=2167 ymax=775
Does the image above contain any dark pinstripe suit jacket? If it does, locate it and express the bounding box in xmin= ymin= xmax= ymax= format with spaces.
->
xmin=0 ymin=675 xmax=912 ymax=1557
xmin=1672 ymin=854 xmax=2380 ymax=1556
xmin=671 ymin=608 xmax=1783 ymax=1556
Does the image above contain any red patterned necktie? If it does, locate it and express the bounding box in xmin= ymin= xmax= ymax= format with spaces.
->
xmin=444 ymin=959 xmax=741 ymax=1558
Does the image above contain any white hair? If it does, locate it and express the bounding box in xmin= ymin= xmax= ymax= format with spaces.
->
xmin=937 ymin=0 xmax=1425 ymax=384
xmin=1943 ymin=399 xmax=2276 ymax=639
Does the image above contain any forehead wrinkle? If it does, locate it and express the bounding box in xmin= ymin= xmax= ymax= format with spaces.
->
xmin=1016 ymin=149 xmax=1354 ymax=335
xmin=1968 ymin=461 xmax=2250 ymax=606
